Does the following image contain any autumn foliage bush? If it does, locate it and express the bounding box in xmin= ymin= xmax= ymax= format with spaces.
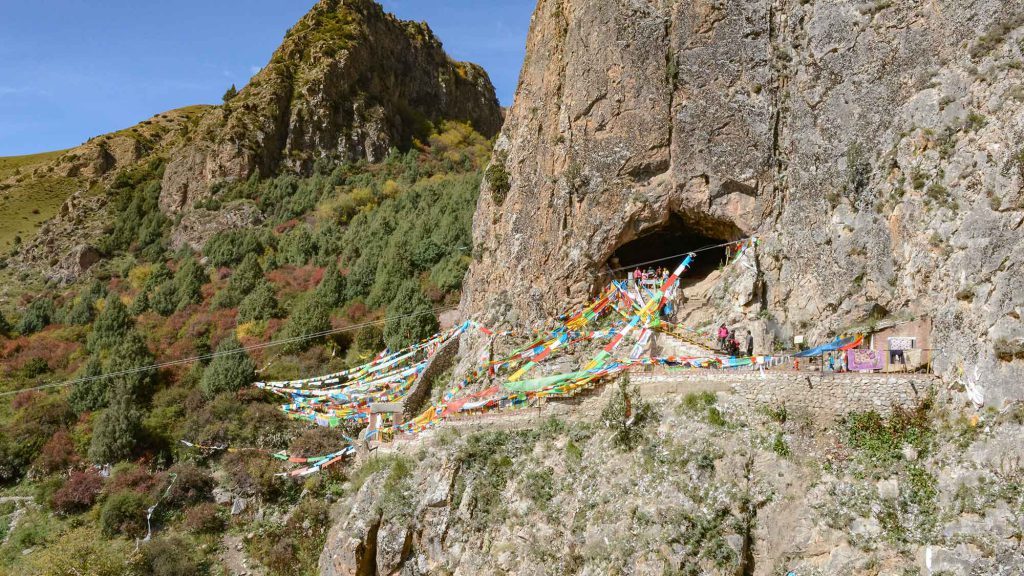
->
xmin=50 ymin=468 xmax=104 ymax=514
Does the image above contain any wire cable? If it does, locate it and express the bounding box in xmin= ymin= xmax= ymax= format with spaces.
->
xmin=0 ymin=306 xmax=456 ymax=398
xmin=602 ymin=237 xmax=752 ymax=274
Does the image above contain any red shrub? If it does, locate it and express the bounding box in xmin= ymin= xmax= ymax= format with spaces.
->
xmin=51 ymin=469 xmax=104 ymax=514
xmin=267 ymin=265 xmax=324 ymax=296
xmin=109 ymin=464 xmax=164 ymax=497
xmin=182 ymin=502 xmax=226 ymax=534
xmin=164 ymin=462 xmax=214 ymax=508
xmin=11 ymin=390 xmax=43 ymax=410
xmin=33 ymin=429 xmax=80 ymax=474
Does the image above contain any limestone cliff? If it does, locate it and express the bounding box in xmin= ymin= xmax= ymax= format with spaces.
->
xmin=158 ymin=0 xmax=503 ymax=213
xmin=460 ymin=0 xmax=1024 ymax=405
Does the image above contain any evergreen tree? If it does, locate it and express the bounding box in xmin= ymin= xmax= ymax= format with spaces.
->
xmin=69 ymin=355 xmax=106 ymax=413
xmin=383 ymin=281 xmax=438 ymax=349
xmin=150 ymin=280 xmax=178 ymax=316
xmin=129 ymin=289 xmax=150 ymax=316
xmin=63 ymin=280 xmax=107 ymax=325
xmin=314 ymin=265 xmax=347 ymax=309
xmin=212 ymin=253 xmax=263 ymax=309
xmin=87 ymin=296 xmax=134 ymax=352
xmin=279 ymin=293 xmax=331 ymax=353
xmin=173 ymin=256 xmax=207 ymax=311
xmin=222 ymin=84 xmax=238 ymax=103
xmin=236 ymin=282 xmax=280 ymax=323
xmin=200 ymin=334 xmax=255 ymax=397
xmin=16 ymin=298 xmax=55 ymax=335
xmin=0 ymin=309 xmax=10 ymax=337
xmin=88 ymin=394 xmax=142 ymax=464
xmin=106 ymin=331 xmax=156 ymax=401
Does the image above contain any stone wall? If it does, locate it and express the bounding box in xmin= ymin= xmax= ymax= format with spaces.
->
xmin=400 ymin=334 xmax=461 ymax=422
xmin=632 ymin=371 xmax=937 ymax=418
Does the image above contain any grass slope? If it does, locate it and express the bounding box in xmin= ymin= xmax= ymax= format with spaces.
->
xmin=0 ymin=150 xmax=78 ymax=251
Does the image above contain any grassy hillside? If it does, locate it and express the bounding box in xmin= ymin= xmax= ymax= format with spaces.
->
xmin=0 ymin=150 xmax=76 ymax=250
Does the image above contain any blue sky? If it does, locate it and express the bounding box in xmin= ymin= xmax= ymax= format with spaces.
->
xmin=0 ymin=0 xmax=533 ymax=157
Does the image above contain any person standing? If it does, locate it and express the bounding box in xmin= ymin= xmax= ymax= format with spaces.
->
xmin=717 ymin=324 xmax=729 ymax=350
xmin=746 ymin=330 xmax=754 ymax=357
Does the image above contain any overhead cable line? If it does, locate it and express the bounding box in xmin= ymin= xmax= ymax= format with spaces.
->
xmin=603 ymin=237 xmax=753 ymax=273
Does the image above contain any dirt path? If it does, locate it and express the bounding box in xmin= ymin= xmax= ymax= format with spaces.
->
xmin=219 ymin=533 xmax=267 ymax=576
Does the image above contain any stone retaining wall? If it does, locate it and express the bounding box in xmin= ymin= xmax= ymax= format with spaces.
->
xmin=400 ymin=334 xmax=461 ymax=422
xmin=633 ymin=370 xmax=937 ymax=417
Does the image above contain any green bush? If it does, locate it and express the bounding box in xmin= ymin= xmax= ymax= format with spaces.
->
xmin=200 ymin=334 xmax=255 ymax=397
xmin=172 ymin=256 xmax=207 ymax=311
xmin=99 ymin=490 xmax=150 ymax=537
xmin=211 ymin=253 xmax=264 ymax=309
xmin=61 ymin=280 xmax=107 ymax=325
xmin=0 ymin=309 xmax=10 ymax=336
xmin=237 ymin=282 xmax=280 ymax=323
xmin=139 ymin=535 xmax=207 ymax=576
xmin=485 ymin=151 xmax=511 ymax=205
xmin=16 ymin=297 xmax=55 ymax=335
xmin=276 ymin=224 xmax=317 ymax=266
xmin=278 ymin=293 xmax=332 ymax=354
xmin=203 ymin=227 xmax=273 ymax=267
xmin=88 ymin=395 xmax=143 ymax=464
xmin=87 ymin=296 xmax=134 ymax=352
xmin=601 ymin=375 xmax=656 ymax=450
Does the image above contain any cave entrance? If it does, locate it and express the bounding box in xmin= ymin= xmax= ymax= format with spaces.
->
xmin=607 ymin=213 xmax=740 ymax=286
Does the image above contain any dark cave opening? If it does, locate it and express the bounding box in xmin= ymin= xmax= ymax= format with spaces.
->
xmin=607 ymin=213 xmax=741 ymax=285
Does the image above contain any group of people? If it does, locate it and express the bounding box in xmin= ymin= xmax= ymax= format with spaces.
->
xmin=631 ymin=266 xmax=671 ymax=287
xmin=716 ymin=324 xmax=754 ymax=357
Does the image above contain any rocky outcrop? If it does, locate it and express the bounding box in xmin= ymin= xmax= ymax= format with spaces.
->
xmin=461 ymin=0 xmax=1024 ymax=405
xmin=169 ymin=201 xmax=264 ymax=252
xmin=319 ymin=385 xmax=1024 ymax=575
xmin=159 ymin=0 xmax=503 ymax=213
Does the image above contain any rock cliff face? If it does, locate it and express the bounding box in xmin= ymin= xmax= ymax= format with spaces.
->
xmin=461 ymin=0 xmax=1024 ymax=405
xmin=158 ymin=0 xmax=503 ymax=213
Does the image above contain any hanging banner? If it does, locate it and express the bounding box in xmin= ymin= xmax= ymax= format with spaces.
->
xmin=847 ymin=348 xmax=883 ymax=371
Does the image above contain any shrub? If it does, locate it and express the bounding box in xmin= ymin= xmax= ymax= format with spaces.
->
xmin=0 ymin=309 xmax=10 ymax=336
xmin=200 ymin=333 xmax=255 ymax=397
xmin=0 ymin=394 xmax=75 ymax=482
xmin=87 ymin=296 xmax=133 ymax=352
xmin=51 ymin=469 xmax=104 ymax=514
xmin=21 ymin=526 xmax=138 ymax=576
xmin=601 ymin=375 xmax=656 ymax=450
xmin=16 ymin=297 xmax=55 ymax=335
xmin=138 ymin=534 xmax=207 ymax=576
xmin=108 ymin=463 xmax=162 ymax=496
xmin=182 ymin=502 xmax=226 ymax=534
xmin=88 ymin=395 xmax=143 ymax=464
xmin=236 ymin=282 xmax=280 ymax=323
xmin=211 ymin=253 xmax=264 ymax=309
xmin=62 ymin=280 xmax=107 ymax=325
xmin=99 ymin=490 xmax=150 ymax=537
xmin=221 ymin=451 xmax=284 ymax=500
xmin=288 ymin=426 xmax=349 ymax=458
xmin=204 ymin=227 xmax=273 ymax=267
xmin=165 ymin=462 xmax=214 ymax=508
xmin=843 ymin=398 xmax=934 ymax=467
xmin=172 ymin=256 xmax=207 ymax=311
xmin=32 ymin=429 xmax=80 ymax=474
xmin=278 ymin=293 xmax=332 ymax=353
xmin=314 ymin=265 xmax=347 ymax=309
xmin=485 ymin=151 xmax=511 ymax=205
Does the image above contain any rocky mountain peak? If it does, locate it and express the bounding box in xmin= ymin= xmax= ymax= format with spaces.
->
xmin=159 ymin=0 xmax=503 ymax=213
